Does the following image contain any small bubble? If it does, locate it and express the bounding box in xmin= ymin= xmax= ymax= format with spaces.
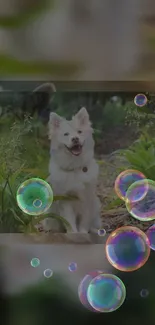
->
xmin=43 ymin=269 xmax=53 ymax=278
xmin=30 ymin=258 xmax=40 ymax=268
xmin=68 ymin=262 xmax=77 ymax=272
xmin=140 ymin=289 xmax=149 ymax=298
xmin=98 ymin=228 xmax=106 ymax=236
xmin=33 ymin=198 xmax=42 ymax=208
xmin=134 ymin=94 xmax=147 ymax=107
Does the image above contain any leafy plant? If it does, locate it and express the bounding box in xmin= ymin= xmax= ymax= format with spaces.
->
xmin=0 ymin=116 xmax=76 ymax=233
xmin=105 ymin=130 xmax=155 ymax=211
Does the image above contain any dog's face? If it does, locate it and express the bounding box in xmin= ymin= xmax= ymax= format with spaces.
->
xmin=48 ymin=107 xmax=93 ymax=156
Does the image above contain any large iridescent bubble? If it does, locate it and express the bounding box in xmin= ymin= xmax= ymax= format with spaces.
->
xmin=126 ymin=179 xmax=155 ymax=221
xmin=105 ymin=226 xmax=150 ymax=272
xmin=87 ymin=273 xmax=126 ymax=312
xmin=16 ymin=178 xmax=53 ymax=215
xmin=114 ymin=169 xmax=146 ymax=201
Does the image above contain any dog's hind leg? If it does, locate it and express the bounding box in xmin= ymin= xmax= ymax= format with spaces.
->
xmin=89 ymin=196 xmax=102 ymax=234
xmin=60 ymin=203 xmax=78 ymax=233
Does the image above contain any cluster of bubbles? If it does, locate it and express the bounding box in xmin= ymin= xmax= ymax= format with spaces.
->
xmin=30 ymin=258 xmax=78 ymax=278
xmin=82 ymin=93 xmax=151 ymax=313
xmin=30 ymin=258 xmax=53 ymax=278
xmin=114 ymin=168 xmax=155 ymax=249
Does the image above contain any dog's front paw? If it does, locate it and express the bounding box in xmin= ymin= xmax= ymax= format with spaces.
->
xmin=79 ymin=228 xmax=89 ymax=234
xmin=67 ymin=227 xmax=78 ymax=234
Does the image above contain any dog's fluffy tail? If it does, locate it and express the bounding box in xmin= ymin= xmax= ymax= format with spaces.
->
xmin=22 ymin=83 xmax=56 ymax=119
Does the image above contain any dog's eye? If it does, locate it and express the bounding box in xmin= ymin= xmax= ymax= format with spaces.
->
xmin=64 ymin=132 xmax=69 ymax=136
xmin=78 ymin=130 xmax=82 ymax=134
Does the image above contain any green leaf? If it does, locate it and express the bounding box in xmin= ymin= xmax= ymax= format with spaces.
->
xmin=33 ymin=213 xmax=71 ymax=230
xmin=97 ymin=160 xmax=106 ymax=165
xmin=9 ymin=208 xmax=25 ymax=225
xmin=105 ymin=197 xmax=124 ymax=210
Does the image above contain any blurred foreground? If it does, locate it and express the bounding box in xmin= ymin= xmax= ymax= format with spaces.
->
xmin=0 ymin=239 xmax=155 ymax=325
xmin=0 ymin=0 xmax=155 ymax=79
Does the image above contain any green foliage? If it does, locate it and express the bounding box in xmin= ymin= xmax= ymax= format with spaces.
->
xmin=0 ymin=116 xmax=76 ymax=233
xmin=124 ymin=99 xmax=155 ymax=132
xmin=106 ymin=130 xmax=155 ymax=211
xmin=119 ymin=131 xmax=155 ymax=180
xmin=100 ymin=100 xmax=127 ymax=131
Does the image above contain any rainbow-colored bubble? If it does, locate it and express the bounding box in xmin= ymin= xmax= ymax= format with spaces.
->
xmin=146 ymin=224 xmax=155 ymax=251
xmin=105 ymin=226 xmax=150 ymax=272
xmin=30 ymin=257 xmax=40 ymax=268
xmin=98 ymin=228 xmax=106 ymax=237
xmin=134 ymin=94 xmax=147 ymax=107
xmin=126 ymin=179 xmax=155 ymax=221
xmin=68 ymin=262 xmax=77 ymax=272
xmin=114 ymin=170 xmax=146 ymax=201
xmin=16 ymin=178 xmax=53 ymax=216
xmin=87 ymin=274 xmax=126 ymax=313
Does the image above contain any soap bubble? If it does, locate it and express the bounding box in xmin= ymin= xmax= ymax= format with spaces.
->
xmin=134 ymin=94 xmax=147 ymax=107
xmin=16 ymin=178 xmax=53 ymax=215
xmin=126 ymin=179 xmax=155 ymax=221
xmin=43 ymin=269 xmax=53 ymax=278
xmin=114 ymin=169 xmax=146 ymax=202
xmin=140 ymin=289 xmax=149 ymax=298
xmin=30 ymin=257 xmax=40 ymax=268
xmin=98 ymin=229 xmax=106 ymax=237
xmin=105 ymin=226 xmax=150 ymax=272
xmin=68 ymin=262 xmax=77 ymax=272
xmin=87 ymin=273 xmax=126 ymax=312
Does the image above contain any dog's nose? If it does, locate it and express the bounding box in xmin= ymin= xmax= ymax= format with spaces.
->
xmin=72 ymin=137 xmax=79 ymax=143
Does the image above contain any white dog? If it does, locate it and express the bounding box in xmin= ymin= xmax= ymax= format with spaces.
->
xmin=42 ymin=107 xmax=101 ymax=234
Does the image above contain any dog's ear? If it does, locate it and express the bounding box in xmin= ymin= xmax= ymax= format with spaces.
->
xmin=74 ymin=107 xmax=90 ymax=127
xmin=48 ymin=112 xmax=63 ymax=138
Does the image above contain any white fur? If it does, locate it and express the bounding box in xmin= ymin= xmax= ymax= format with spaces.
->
xmin=42 ymin=107 xmax=101 ymax=234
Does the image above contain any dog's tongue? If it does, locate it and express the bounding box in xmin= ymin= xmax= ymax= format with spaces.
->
xmin=71 ymin=145 xmax=82 ymax=156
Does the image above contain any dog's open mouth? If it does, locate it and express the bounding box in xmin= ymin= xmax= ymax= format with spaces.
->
xmin=65 ymin=144 xmax=82 ymax=156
